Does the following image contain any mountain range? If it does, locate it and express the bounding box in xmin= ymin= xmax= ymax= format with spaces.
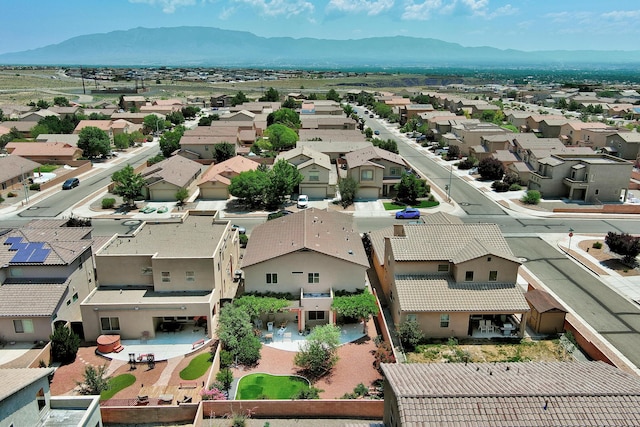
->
xmin=1 ymin=26 xmax=640 ymax=69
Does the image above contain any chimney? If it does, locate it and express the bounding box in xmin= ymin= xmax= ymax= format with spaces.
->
xmin=393 ymin=224 xmax=406 ymax=237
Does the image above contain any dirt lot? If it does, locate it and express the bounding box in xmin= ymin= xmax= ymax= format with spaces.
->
xmin=578 ymin=239 xmax=639 ymax=277
xmin=407 ymin=338 xmax=573 ymax=363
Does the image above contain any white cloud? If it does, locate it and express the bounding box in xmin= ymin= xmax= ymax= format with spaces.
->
xmin=601 ymin=10 xmax=640 ymax=20
xmin=402 ymin=0 xmax=514 ymax=21
xmin=129 ymin=0 xmax=196 ymax=14
xmin=327 ymin=0 xmax=394 ymax=16
xmin=232 ymin=0 xmax=314 ymax=17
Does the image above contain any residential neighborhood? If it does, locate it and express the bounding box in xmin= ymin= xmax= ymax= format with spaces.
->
xmin=3 ymin=66 xmax=640 ymax=427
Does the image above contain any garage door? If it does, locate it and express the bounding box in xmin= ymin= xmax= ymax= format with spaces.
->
xmin=200 ymin=187 xmax=229 ymax=200
xmin=356 ymin=187 xmax=379 ymax=200
xmin=300 ymin=186 xmax=327 ymax=199
xmin=150 ymin=188 xmax=178 ymax=202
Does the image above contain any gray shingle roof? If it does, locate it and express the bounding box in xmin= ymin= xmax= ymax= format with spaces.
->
xmin=142 ymin=155 xmax=202 ymax=187
xmin=381 ymin=362 xmax=640 ymax=426
xmin=395 ymin=275 xmax=529 ymax=312
xmin=241 ymin=208 xmax=368 ymax=269
xmin=0 ymin=368 xmax=55 ymax=402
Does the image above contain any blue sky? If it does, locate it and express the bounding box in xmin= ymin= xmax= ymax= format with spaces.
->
xmin=2 ymin=0 xmax=640 ymax=55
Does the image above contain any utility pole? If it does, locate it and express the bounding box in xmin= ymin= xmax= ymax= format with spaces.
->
xmin=21 ymin=166 xmax=29 ymax=204
xmin=446 ymin=165 xmax=453 ymax=202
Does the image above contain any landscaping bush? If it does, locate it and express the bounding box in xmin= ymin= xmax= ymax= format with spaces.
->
xmin=491 ymin=180 xmax=510 ymax=192
xmin=478 ymin=157 xmax=505 ymax=181
xmin=0 ymin=194 xmax=4 ymax=203
xmin=293 ymin=386 xmax=321 ymax=399
xmin=509 ymin=183 xmax=522 ymax=191
xmin=521 ymin=190 xmax=541 ymax=205
xmin=77 ymin=364 xmax=111 ymax=395
xmin=50 ymin=325 xmax=80 ymax=365
xmin=29 ymin=183 xmax=41 ymax=191
xmin=398 ymin=319 xmax=424 ymax=351
xmin=101 ymin=198 xmax=116 ymax=209
xmin=215 ymin=368 xmax=234 ymax=392
xmin=503 ymin=171 xmax=520 ymax=186
xmin=239 ymin=234 xmax=248 ymax=248
xmin=457 ymin=157 xmax=476 ymax=170
xmin=592 ymin=241 xmax=603 ymax=249
xmin=220 ymin=349 xmax=234 ymax=368
xmin=7 ymin=192 xmax=17 ymax=198
xmin=373 ymin=341 xmax=395 ymax=372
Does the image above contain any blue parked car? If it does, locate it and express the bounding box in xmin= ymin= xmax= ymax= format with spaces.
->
xmin=395 ymin=207 xmax=421 ymax=219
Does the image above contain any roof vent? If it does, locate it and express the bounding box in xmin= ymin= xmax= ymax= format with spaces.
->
xmin=348 ymin=250 xmax=353 ymax=255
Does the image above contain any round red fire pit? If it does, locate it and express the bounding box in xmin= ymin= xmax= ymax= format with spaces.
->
xmin=97 ymin=334 xmax=121 ymax=353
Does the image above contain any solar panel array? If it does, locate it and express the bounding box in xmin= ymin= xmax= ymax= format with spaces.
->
xmin=4 ymin=238 xmax=51 ymax=264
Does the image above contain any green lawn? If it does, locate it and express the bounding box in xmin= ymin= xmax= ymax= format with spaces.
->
xmin=383 ymin=200 xmax=440 ymax=210
xmin=236 ymin=374 xmax=310 ymax=400
xmin=179 ymin=353 xmax=212 ymax=380
xmin=35 ymin=164 xmax=59 ymax=173
xmin=100 ymin=374 xmax=136 ymax=400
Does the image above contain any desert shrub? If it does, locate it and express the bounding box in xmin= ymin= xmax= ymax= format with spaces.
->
xmin=7 ymin=192 xmax=17 ymax=197
xmin=592 ymin=241 xmax=603 ymax=249
xmin=457 ymin=157 xmax=476 ymax=170
xmin=503 ymin=171 xmax=520 ymax=185
xmin=509 ymin=183 xmax=522 ymax=191
xmin=398 ymin=320 xmax=424 ymax=351
xmin=521 ymin=190 xmax=541 ymax=205
xmin=293 ymin=386 xmax=321 ymax=399
xmin=491 ymin=181 xmax=510 ymax=192
xmin=29 ymin=183 xmax=41 ymax=191
xmin=239 ymin=234 xmax=248 ymax=247
xmin=373 ymin=341 xmax=395 ymax=372
xmin=101 ymin=198 xmax=116 ymax=209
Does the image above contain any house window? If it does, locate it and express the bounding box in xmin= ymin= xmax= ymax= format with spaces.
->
xmin=13 ymin=319 xmax=34 ymax=334
xmin=361 ymin=169 xmax=374 ymax=181
xmin=595 ymin=189 xmax=599 ymax=195
xmin=489 ymin=271 xmax=498 ymax=281
xmin=10 ymin=268 xmax=22 ymax=277
xmin=437 ymin=264 xmax=449 ymax=272
xmin=308 ymin=311 xmax=325 ymax=321
xmin=465 ymin=271 xmax=474 ymax=281
xmin=390 ymin=167 xmax=400 ymax=176
xmin=186 ymin=271 xmax=195 ymax=282
xmin=101 ymin=317 xmax=120 ymax=331
xmin=487 ymin=257 xmax=492 ymax=262
xmin=161 ymin=272 xmax=171 ymax=282
xmin=440 ymin=314 xmax=450 ymax=328
xmin=36 ymin=388 xmax=46 ymax=412
xmin=73 ymin=293 xmax=79 ymax=302
xmin=407 ymin=314 xmax=417 ymax=322
xmin=308 ymin=273 xmax=319 ymax=284
xmin=266 ymin=273 xmax=278 ymax=284
xmin=66 ymin=299 xmax=71 ymax=306
xmin=141 ymin=267 xmax=153 ymax=275
xmin=309 ymin=171 xmax=319 ymax=182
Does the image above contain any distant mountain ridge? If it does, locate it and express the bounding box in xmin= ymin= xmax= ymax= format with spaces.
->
xmin=1 ymin=26 xmax=640 ymax=68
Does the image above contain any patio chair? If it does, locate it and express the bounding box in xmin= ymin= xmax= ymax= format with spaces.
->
xmin=479 ymin=320 xmax=489 ymax=333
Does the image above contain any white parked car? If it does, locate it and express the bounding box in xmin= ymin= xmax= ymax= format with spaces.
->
xmin=297 ymin=194 xmax=309 ymax=209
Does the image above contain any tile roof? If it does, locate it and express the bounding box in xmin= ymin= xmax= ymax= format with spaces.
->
xmin=298 ymin=129 xmax=367 ymax=143
xmin=0 ymin=156 xmax=41 ymax=182
xmin=344 ymin=146 xmax=407 ymax=169
xmin=0 ymin=283 xmax=68 ymax=317
xmin=241 ymin=208 xmax=369 ymax=269
xmin=142 ymin=155 xmax=202 ymax=187
xmin=381 ymin=362 xmax=640 ymax=426
xmin=0 ymin=226 xmax=93 ymax=266
xmin=394 ymin=275 xmax=529 ymax=312
xmin=0 ymin=368 xmax=55 ymax=402
xmin=74 ymin=120 xmax=112 ymax=132
xmin=276 ymin=146 xmax=332 ymax=170
xmin=5 ymin=142 xmax=82 ymax=157
xmin=198 ymin=156 xmax=260 ymax=185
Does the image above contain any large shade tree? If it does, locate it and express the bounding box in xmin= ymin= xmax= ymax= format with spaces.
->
xmin=111 ymin=164 xmax=146 ymax=207
xmin=264 ymin=124 xmax=298 ymax=151
xmin=331 ymin=289 xmax=379 ymax=333
xmin=264 ymin=159 xmax=303 ymax=209
xmin=78 ymin=126 xmax=111 ymax=158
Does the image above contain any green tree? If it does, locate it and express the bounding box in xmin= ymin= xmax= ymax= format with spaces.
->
xmin=36 ymin=99 xmax=50 ymax=110
xmin=217 ymin=304 xmax=261 ymax=365
xmin=88 ymin=112 xmax=111 ymax=120
xmin=76 ymin=364 xmax=110 ymax=395
xmin=605 ymin=232 xmax=640 ymax=266
xmin=265 ymin=159 xmax=303 ymax=209
xmin=478 ymin=157 xmax=505 ymax=181
xmin=181 ymin=105 xmax=199 ymax=119
xmin=264 ymin=124 xmax=298 ymax=151
xmin=294 ymin=324 xmax=341 ymax=379
xmin=166 ymin=110 xmax=185 ymax=125
xmin=267 ymin=108 xmax=301 ymax=128
xmin=30 ymin=123 xmax=49 ymax=139
xmin=326 ymin=89 xmax=341 ymax=102
xmin=53 ymin=96 xmax=70 ymax=107
xmin=395 ymin=172 xmax=428 ymax=204
xmin=259 ymin=87 xmax=280 ymax=102
xmin=113 ymin=133 xmax=131 ymax=150
xmin=216 ymin=368 xmax=234 ymax=392
xmin=446 ymin=145 xmax=460 ymax=160
xmin=228 ymin=169 xmax=269 ymax=208
xmin=111 ymin=164 xmax=146 ymax=207
xmin=282 ymin=97 xmax=297 ymax=109
xmin=175 ymin=187 xmax=189 ymax=204
xmin=198 ymin=116 xmax=214 ymax=126
xmin=372 ymin=138 xmax=398 ymax=154
xmin=398 ymin=319 xmax=424 ymax=351
xmin=364 ymin=127 xmax=373 ymax=138
xmin=231 ymin=91 xmax=249 ymax=106
xmin=143 ymin=114 xmax=165 ymax=135
xmin=233 ymin=295 xmax=290 ymax=322
xmin=213 ymin=142 xmax=236 ymax=163
xmin=159 ymin=126 xmax=185 ymax=157
xmin=331 ymin=290 xmax=379 ymax=333
xmin=338 ymin=176 xmax=359 ymax=208
xmin=78 ymin=126 xmax=111 ymax=158
xmin=50 ymin=325 xmax=80 ymax=365
xmin=38 ymin=115 xmax=77 ymax=134
xmin=342 ymin=104 xmax=354 ymax=117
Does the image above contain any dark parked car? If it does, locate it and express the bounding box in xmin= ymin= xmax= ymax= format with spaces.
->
xmin=267 ymin=210 xmax=294 ymax=220
xmin=62 ymin=178 xmax=79 ymax=190
xmin=395 ymin=206 xmax=421 ymax=219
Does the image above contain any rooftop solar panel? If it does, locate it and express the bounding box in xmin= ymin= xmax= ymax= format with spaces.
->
xmin=8 ymin=242 xmax=27 ymax=252
xmin=4 ymin=237 xmax=22 ymax=245
xmin=11 ymin=248 xmax=35 ymax=263
xmin=28 ymin=248 xmax=51 ymax=263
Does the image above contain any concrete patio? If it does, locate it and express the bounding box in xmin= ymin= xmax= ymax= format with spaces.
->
xmin=261 ymin=322 xmax=367 ymax=352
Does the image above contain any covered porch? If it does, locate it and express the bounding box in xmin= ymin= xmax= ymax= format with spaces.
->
xmin=469 ymin=313 xmax=526 ymax=338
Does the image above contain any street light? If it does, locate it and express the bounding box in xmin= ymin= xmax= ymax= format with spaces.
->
xmin=20 ymin=166 xmax=29 ymax=204
xmin=447 ymin=165 xmax=453 ymax=202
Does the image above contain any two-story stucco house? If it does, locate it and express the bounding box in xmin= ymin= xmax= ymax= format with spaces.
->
xmin=80 ymin=214 xmax=239 ymax=341
xmin=275 ymin=146 xmax=336 ymax=199
xmin=344 ymin=146 xmax=408 ymax=200
xmin=369 ymin=216 xmax=529 ymax=339
xmin=240 ymin=208 xmax=369 ymax=332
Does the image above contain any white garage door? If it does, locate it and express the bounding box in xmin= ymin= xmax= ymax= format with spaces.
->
xmin=300 ymin=186 xmax=327 ymax=199
xmin=356 ymin=187 xmax=379 ymax=200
